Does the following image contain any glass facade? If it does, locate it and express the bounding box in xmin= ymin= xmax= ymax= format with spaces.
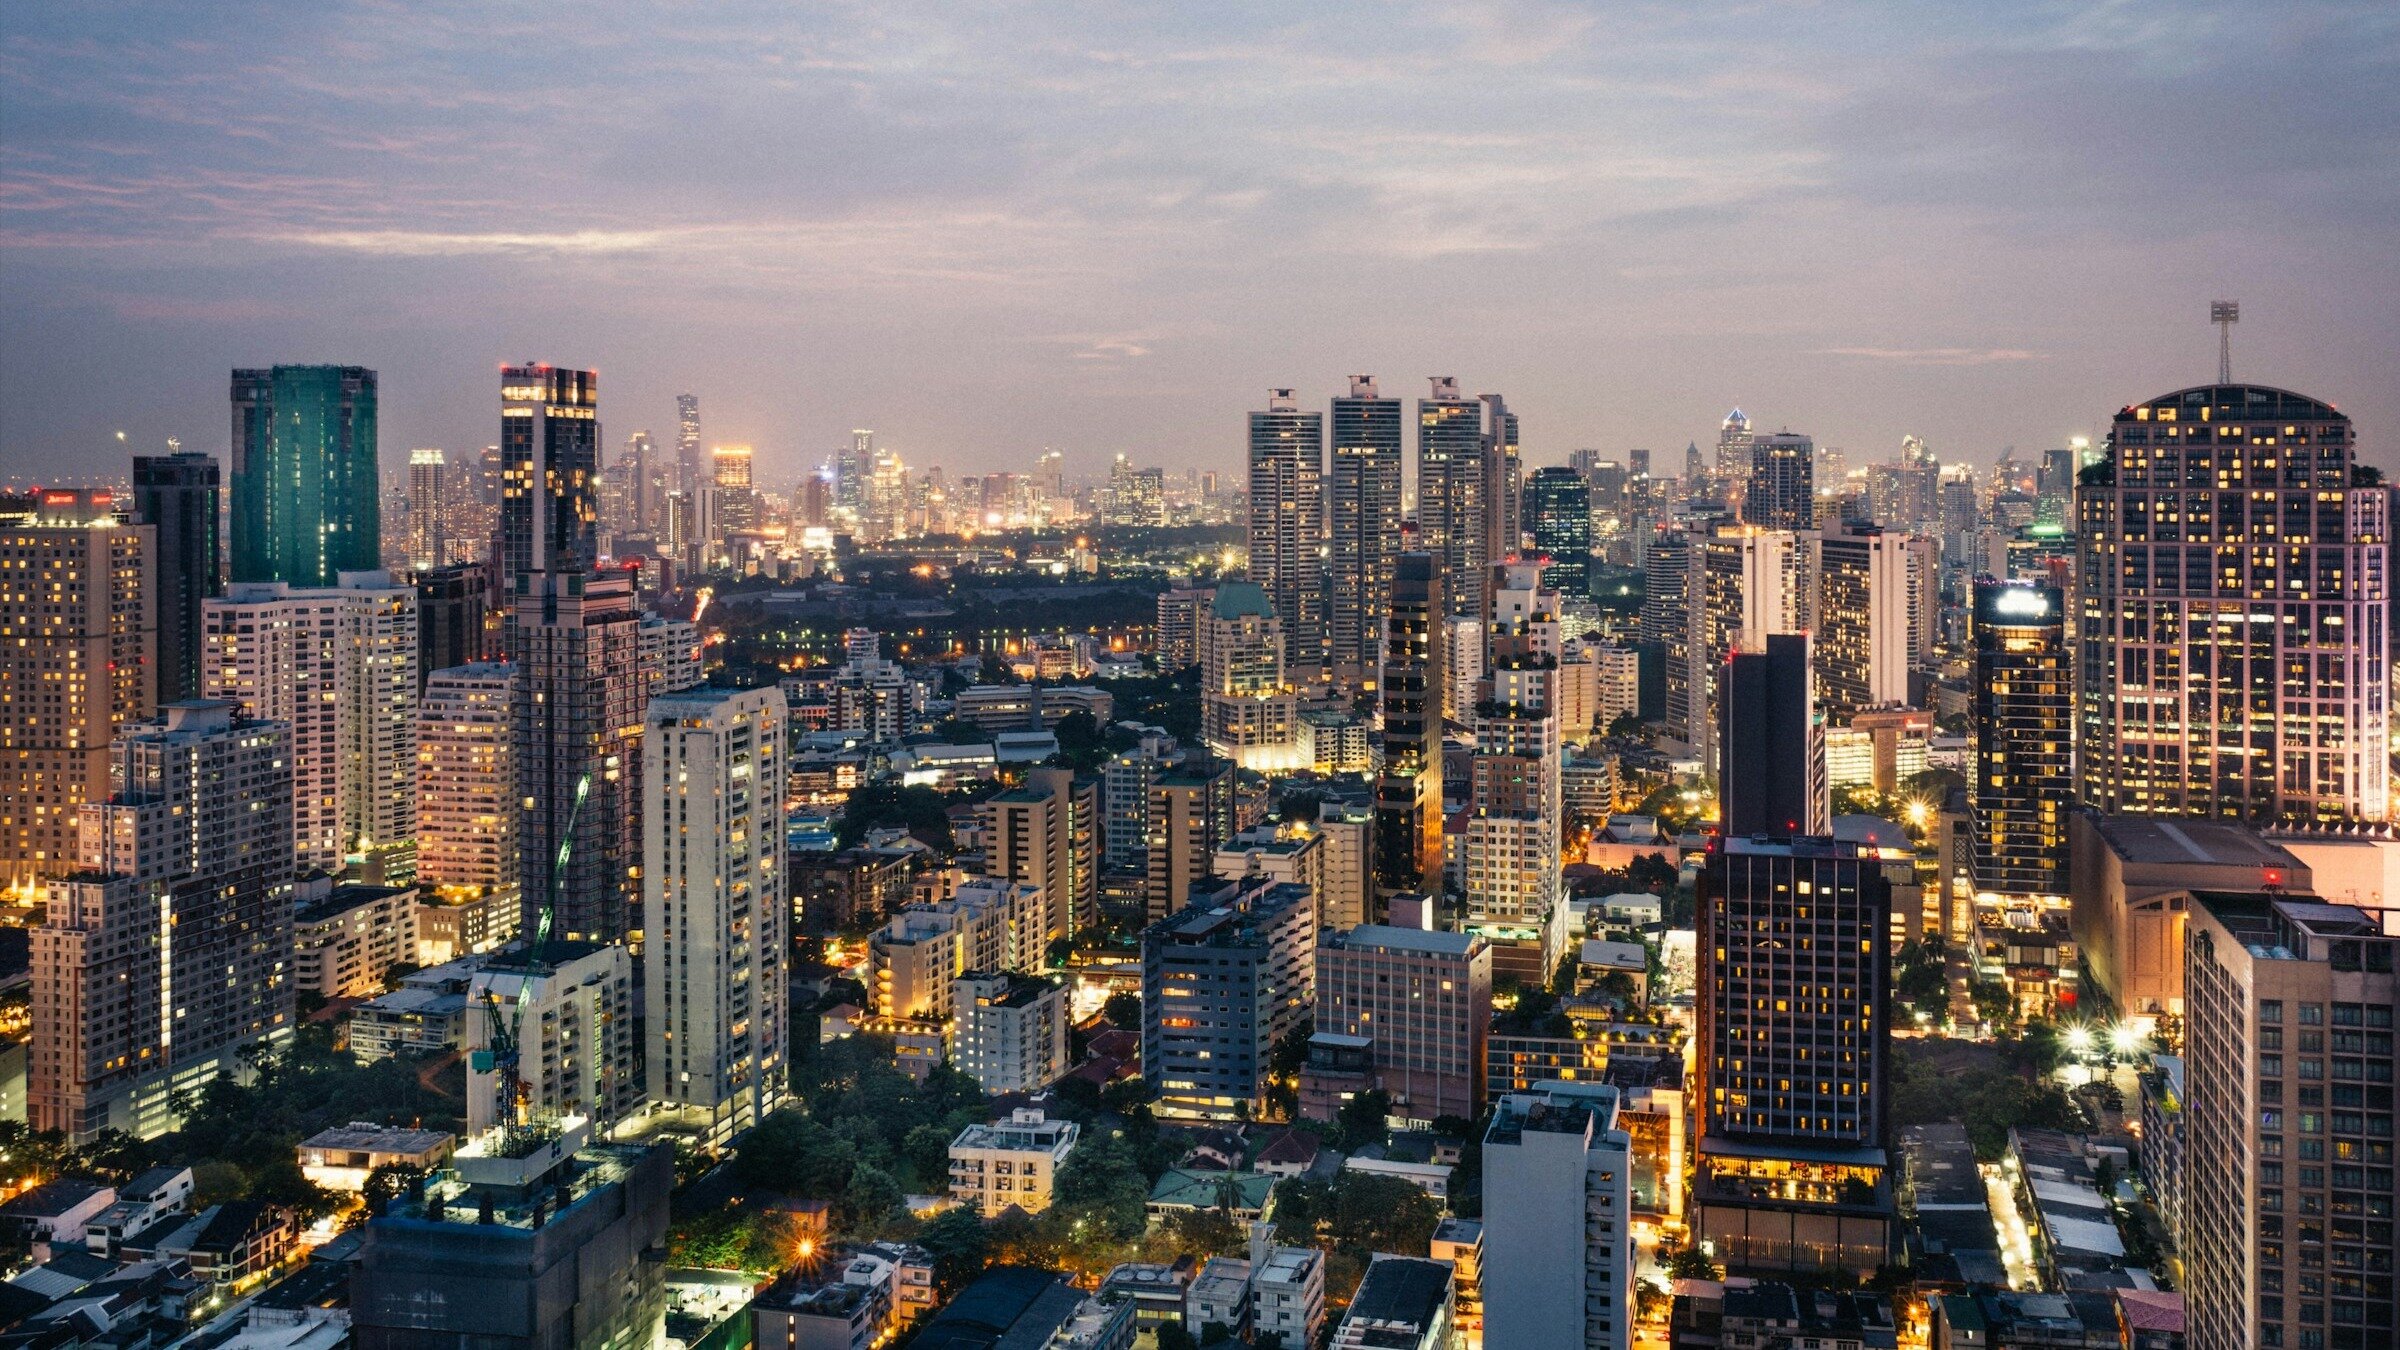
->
xmin=229 ymin=364 xmax=379 ymax=587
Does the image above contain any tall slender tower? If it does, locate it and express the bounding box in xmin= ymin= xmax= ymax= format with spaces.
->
xmin=1328 ymin=375 xmax=1404 ymax=686
xmin=675 ymin=393 xmax=702 ymax=495
xmin=2076 ymin=383 xmax=2388 ymax=823
xmin=497 ymin=364 xmax=601 ymax=604
xmin=1969 ymin=580 xmax=2069 ymax=899
xmin=1419 ymin=378 xmax=1486 ymax=619
xmin=1463 ymin=562 xmax=1563 ymax=968
xmin=229 ymin=365 xmax=380 ymax=587
xmin=1526 ymin=467 xmax=1592 ymax=598
xmin=132 ymin=452 xmax=221 ymax=705
xmin=1246 ymin=389 xmax=1327 ymax=679
xmin=514 ymin=569 xmax=644 ymax=943
xmin=1374 ymin=554 xmax=1446 ymax=906
xmin=406 ymin=448 xmax=448 ymax=571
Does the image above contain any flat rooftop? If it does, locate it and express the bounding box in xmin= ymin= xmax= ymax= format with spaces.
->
xmin=2089 ymin=815 xmax=2303 ymax=870
xmin=1343 ymin=1257 xmax=1453 ymax=1331
xmin=1329 ymin=925 xmax=1482 ymax=957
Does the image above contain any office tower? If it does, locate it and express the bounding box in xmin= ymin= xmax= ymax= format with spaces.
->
xmin=417 ymin=662 xmax=519 ymax=895
xmin=1481 ymin=395 xmax=1523 ymax=607
xmin=1246 ymin=389 xmax=1328 ymax=678
xmin=132 ymin=452 xmax=221 ymax=705
xmin=951 ymin=972 xmax=1069 ymax=1096
xmin=2079 ymin=383 xmax=2390 ymax=823
xmin=1813 ymin=524 xmax=1917 ymax=719
xmin=1718 ymin=633 xmax=1826 ymax=838
xmin=1937 ymin=467 xmax=1979 ymax=542
xmin=0 ymin=492 xmax=154 ymax=888
xmin=982 ymin=766 xmax=1098 ymax=943
xmin=229 ymin=365 xmax=380 ymax=587
xmin=1527 ymin=466 xmax=1593 ymax=598
xmin=406 ymin=448 xmax=448 ymax=570
xmin=415 ymin=561 xmax=491 ymax=688
xmin=1970 ymin=581 xmax=2070 ymax=900
xmin=1715 ymin=408 xmax=1755 ymax=485
xmin=1145 ymin=760 xmax=1234 ymax=920
xmin=32 ymin=700 xmax=294 ymax=1140
xmin=1695 ymin=836 xmax=1894 ymax=1275
xmin=836 ymin=429 xmax=872 ymax=513
xmin=712 ymin=443 xmax=757 ymax=534
xmin=497 ymin=363 xmax=601 ymax=602
xmin=1375 ymin=554 xmax=1445 ymax=904
xmin=612 ymin=430 xmax=657 ymax=539
xmin=1153 ymin=587 xmax=1213 ymax=671
xmin=1697 ymin=526 xmax=1812 ymax=761
xmin=1201 ymin=583 xmax=1303 ymax=771
xmin=204 ymin=573 xmax=419 ymax=877
xmin=514 ymin=569 xmax=644 ymax=943
xmin=2181 ymin=894 xmax=2397 ymax=1350
xmin=1463 ymin=563 xmax=1564 ymax=968
xmin=675 ymin=393 xmax=703 ymax=495
xmin=1315 ymin=926 xmax=1493 ymax=1123
xmin=1419 ymin=377 xmax=1488 ymax=618
xmin=1482 ymin=1082 xmax=1635 ymax=1350
xmin=1329 ymin=375 xmax=1404 ymax=685
xmin=1643 ymin=529 xmax=1701 ymax=744
xmin=1141 ymin=876 xmax=1315 ymax=1120
xmin=643 ymin=685 xmax=789 ymax=1145
xmin=1744 ymin=431 xmax=1815 ymax=530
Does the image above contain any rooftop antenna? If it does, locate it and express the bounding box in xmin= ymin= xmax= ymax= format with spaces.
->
xmin=2211 ymin=300 xmax=2239 ymax=384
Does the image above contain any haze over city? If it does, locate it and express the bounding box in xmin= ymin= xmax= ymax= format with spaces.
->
xmin=9 ymin=1 xmax=2400 ymax=482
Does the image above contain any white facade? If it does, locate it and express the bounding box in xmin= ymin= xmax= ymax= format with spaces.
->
xmin=1464 ymin=566 xmax=1563 ymax=945
xmin=950 ymin=973 xmax=1068 ymax=1095
xmin=639 ymin=614 xmax=705 ymax=698
xmin=643 ymin=685 xmax=789 ymax=1144
xmin=948 ymin=1108 xmax=1079 ymax=1218
xmin=203 ymin=572 xmax=417 ymax=874
xmin=416 ymin=662 xmax=517 ymax=893
xmin=464 ymin=943 xmax=639 ymax=1132
xmin=1482 ymin=1082 xmax=1633 ymax=1350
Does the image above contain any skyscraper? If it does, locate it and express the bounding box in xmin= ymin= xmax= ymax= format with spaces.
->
xmin=203 ymin=572 xmax=419 ymax=877
xmin=417 ymin=661 xmax=519 ymax=896
xmin=1374 ymin=554 xmax=1445 ymax=905
xmin=229 ymin=365 xmax=380 ymax=587
xmin=406 ymin=447 xmax=448 ymax=570
xmin=514 ymin=568 xmax=644 ymax=943
xmin=1463 ymin=562 xmax=1564 ymax=973
xmin=1247 ymin=389 xmax=1327 ymax=678
xmin=32 ymin=700 xmax=294 ymax=1140
xmin=712 ymin=443 xmax=757 ymax=533
xmin=1744 ymin=430 xmax=1815 ymax=530
xmin=1697 ymin=526 xmax=1812 ymax=762
xmin=1718 ymin=633 xmax=1826 ymax=839
xmin=415 ymin=561 xmax=491 ymax=690
xmin=1419 ymin=378 xmax=1487 ymax=618
xmin=675 ymin=393 xmax=702 ymax=495
xmin=497 ymin=363 xmax=601 ymax=603
xmin=132 ymin=451 xmax=221 ymax=706
xmin=2079 ymin=383 xmax=2389 ymax=823
xmin=1968 ymin=580 xmax=2069 ymax=899
xmin=1526 ymin=466 xmax=1592 ymax=598
xmin=1643 ymin=528 xmax=1701 ymax=744
xmin=612 ymin=430 xmax=657 ymax=540
xmin=1695 ymin=835 xmax=1894 ymax=1275
xmin=1813 ymin=524 xmax=1917 ymax=719
xmin=0 ymin=492 xmax=153 ymax=888
xmin=1328 ymin=376 xmax=1403 ymax=686
xmin=643 ymin=685 xmax=789 ymax=1146
xmin=1200 ymin=583 xmax=1303 ymax=772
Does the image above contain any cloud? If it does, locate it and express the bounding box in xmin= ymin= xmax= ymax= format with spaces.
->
xmin=1817 ymin=347 xmax=2051 ymax=367
xmin=260 ymin=228 xmax=677 ymax=256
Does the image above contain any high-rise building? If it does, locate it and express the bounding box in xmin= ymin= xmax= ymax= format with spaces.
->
xmin=981 ymin=767 xmax=1098 ymax=944
xmin=1482 ymin=1082 xmax=1635 ymax=1350
xmin=1142 ymin=876 xmax=1315 ymax=1120
xmin=2078 ymin=383 xmax=2389 ymax=823
xmin=417 ymin=662 xmax=519 ymax=896
xmin=2181 ymin=893 xmax=2398 ymax=1350
xmin=1145 ymin=760 xmax=1235 ymax=921
xmin=1717 ymin=633 xmax=1826 ymax=839
xmin=1812 ymin=524 xmax=1917 ymax=719
xmin=230 ymin=365 xmax=380 ymax=587
xmin=1313 ymin=798 xmax=1374 ymax=932
xmin=711 ymin=443 xmax=757 ymax=535
xmin=497 ymin=363 xmax=601 ymax=604
xmin=1744 ymin=431 xmax=1815 ymax=530
xmin=951 ymin=973 xmax=1069 ymax=1096
xmin=415 ymin=561 xmax=491 ymax=689
xmin=1463 ymin=563 xmax=1564 ymax=971
xmin=1247 ymin=389 xmax=1327 ymax=678
xmin=32 ymin=700 xmax=294 ymax=1140
xmin=611 ymin=430 xmax=658 ymax=540
xmin=1695 ymin=836 xmax=1894 ymax=1276
xmin=0 ymin=492 xmax=153 ymax=889
xmin=513 ymin=569 xmax=644 ymax=943
xmin=1201 ymin=583 xmax=1303 ymax=772
xmin=1419 ymin=378 xmax=1488 ymax=619
xmin=1969 ymin=580 xmax=2069 ymax=900
xmin=1526 ymin=467 xmax=1593 ymax=598
xmin=644 ymin=685 xmax=789 ymax=1146
xmin=675 ymin=394 xmax=703 ymax=495
xmin=1374 ymin=555 xmax=1445 ymax=905
xmin=465 ymin=941 xmax=640 ymax=1132
xmin=1716 ymin=409 xmax=1755 ymax=485
xmin=1314 ymin=926 xmax=1493 ymax=1123
xmin=132 ymin=452 xmax=221 ymax=706
xmin=1643 ymin=528 xmax=1701 ymax=745
xmin=204 ymin=572 xmax=419 ymax=877
xmin=1154 ymin=587 xmax=1213 ymax=672
xmin=406 ymin=447 xmax=448 ymax=571
xmin=1697 ymin=526 xmax=1811 ymax=762
xmin=1329 ymin=376 xmax=1404 ymax=685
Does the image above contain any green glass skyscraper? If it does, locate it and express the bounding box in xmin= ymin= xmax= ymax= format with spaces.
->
xmin=229 ymin=365 xmax=380 ymax=586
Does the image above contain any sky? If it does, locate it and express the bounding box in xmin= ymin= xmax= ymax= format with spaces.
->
xmin=5 ymin=0 xmax=2400 ymax=490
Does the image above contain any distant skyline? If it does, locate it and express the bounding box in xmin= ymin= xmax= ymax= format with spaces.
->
xmin=7 ymin=3 xmax=2399 ymax=484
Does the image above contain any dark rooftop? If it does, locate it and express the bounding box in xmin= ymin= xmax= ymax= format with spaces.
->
xmin=1341 ymin=1257 xmax=1453 ymax=1333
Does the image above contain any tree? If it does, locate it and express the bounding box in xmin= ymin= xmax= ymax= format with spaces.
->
xmin=1664 ymin=1244 xmax=1720 ymax=1280
xmin=361 ymin=1163 xmax=425 ymax=1212
xmin=915 ymin=1206 xmax=990 ymax=1291
xmin=1049 ymin=1134 xmax=1150 ymax=1245
xmin=1333 ymin=1089 xmax=1391 ymax=1152
xmin=1102 ymin=992 xmax=1143 ymax=1030
xmin=842 ymin=1162 xmax=904 ymax=1230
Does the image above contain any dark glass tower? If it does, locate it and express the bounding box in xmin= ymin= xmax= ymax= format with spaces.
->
xmin=1526 ymin=465 xmax=1592 ymax=598
xmin=131 ymin=452 xmax=221 ymax=704
xmin=498 ymin=363 xmax=601 ymax=605
xmin=1970 ymin=579 xmax=2070 ymax=898
xmin=1718 ymin=632 xmax=1825 ymax=838
xmin=1743 ymin=430 xmax=1815 ymax=530
xmin=1374 ymin=553 xmax=1446 ymax=907
xmin=228 ymin=365 xmax=379 ymax=586
xmin=1246 ymin=390 xmax=1325 ymax=678
xmin=1328 ymin=376 xmax=1403 ymax=684
xmin=1418 ymin=378 xmax=1486 ymax=618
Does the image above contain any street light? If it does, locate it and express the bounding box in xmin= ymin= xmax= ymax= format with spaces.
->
xmin=2064 ymin=1025 xmax=2094 ymax=1056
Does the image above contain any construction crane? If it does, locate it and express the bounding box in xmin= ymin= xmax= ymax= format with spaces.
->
xmin=469 ymin=772 xmax=588 ymax=1134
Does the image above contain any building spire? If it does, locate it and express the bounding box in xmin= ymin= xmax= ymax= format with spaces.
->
xmin=2211 ymin=299 xmax=2239 ymax=384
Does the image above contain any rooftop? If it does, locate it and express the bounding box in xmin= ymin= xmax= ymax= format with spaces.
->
xmin=300 ymin=1123 xmax=454 ymax=1156
xmin=1327 ymin=925 xmax=1483 ymax=958
xmin=1342 ymin=1256 xmax=1453 ymax=1332
xmin=2088 ymin=815 xmax=2303 ymax=871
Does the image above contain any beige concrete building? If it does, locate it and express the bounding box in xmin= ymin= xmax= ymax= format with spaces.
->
xmin=947 ymin=1108 xmax=1079 ymax=1218
xmin=2069 ymin=813 xmax=2310 ymax=1031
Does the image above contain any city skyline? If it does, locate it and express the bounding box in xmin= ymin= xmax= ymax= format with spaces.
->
xmin=7 ymin=4 xmax=2400 ymax=482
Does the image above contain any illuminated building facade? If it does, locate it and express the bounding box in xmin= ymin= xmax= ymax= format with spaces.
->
xmin=1744 ymin=431 xmax=1815 ymax=531
xmin=2076 ymin=384 xmax=2388 ymax=823
xmin=230 ymin=364 xmax=380 ymax=587
xmin=1248 ymin=389 xmax=1327 ymax=678
xmin=497 ymin=363 xmax=600 ymax=604
xmin=417 ymin=662 xmax=518 ymax=895
xmin=1970 ymin=580 xmax=2070 ymax=899
xmin=1813 ymin=524 xmax=1916 ymax=720
xmin=1329 ymin=376 xmax=1403 ymax=686
xmin=1201 ymin=583 xmax=1302 ymax=772
xmin=1526 ymin=466 xmax=1592 ymax=598
xmin=1418 ymin=378 xmax=1489 ymax=619
xmin=1374 ymin=554 xmax=1445 ymax=905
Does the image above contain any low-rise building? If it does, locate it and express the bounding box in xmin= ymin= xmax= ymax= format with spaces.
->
xmin=948 ymin=1109 xmax=1079 ymax=1218
xmin=1184 ymin=1256 xmax=1252 ymax=1341
xmin=1331 ymin=1255 xmax=1454 ymax=1350
xmin=1430 ymin=1219 xmax=1483 ymax=1349
xmin=1247 ymin=1222 xmax=1325 ymax=1350
xmin=293 ymin=882 xmax=419 ymax=1002
xmin=297 ymin=1123 xmax=457 ymax=1193
xmin=1099 ymin=1262 xmax=1194 ymax=1342
xmin=82 ymin=1167 xmax=192 ymax=1258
